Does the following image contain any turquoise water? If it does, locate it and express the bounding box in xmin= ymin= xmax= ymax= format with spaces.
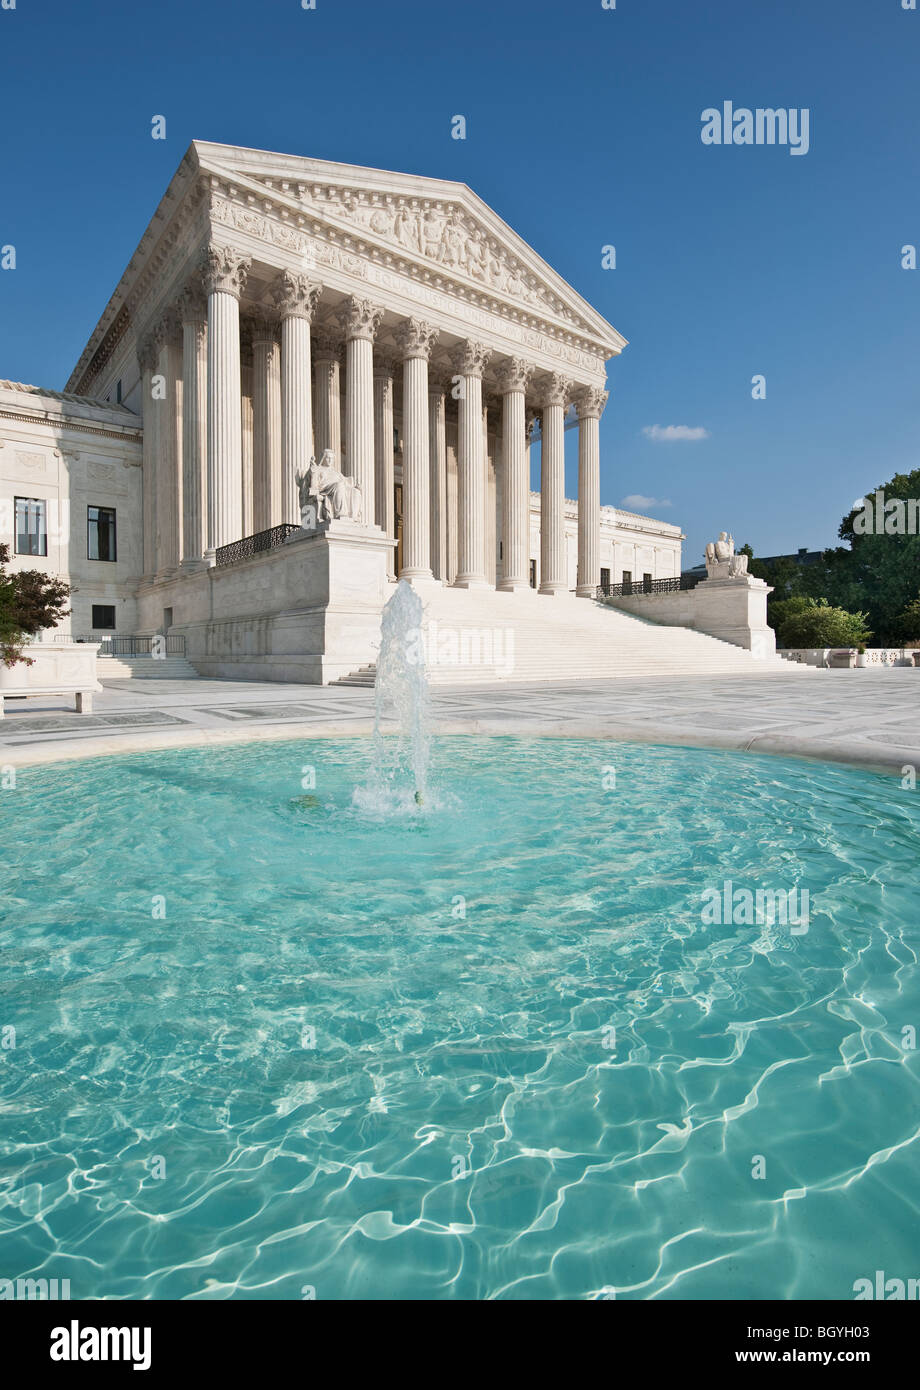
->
xmin=1 ymin=736 xmax=918 ymax=1300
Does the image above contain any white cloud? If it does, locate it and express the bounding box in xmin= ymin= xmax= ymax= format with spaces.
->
xmin=621 ymin=494 xmax=673 ymax=511
xmin=642 ymin=424 xmax=709 ymax=442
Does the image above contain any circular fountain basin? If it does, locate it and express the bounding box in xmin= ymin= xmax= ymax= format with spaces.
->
xmin=2 ymin=736 xmax=918 ymax=1299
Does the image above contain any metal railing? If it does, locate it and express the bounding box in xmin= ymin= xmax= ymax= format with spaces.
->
xmin=597 ymin=575 xmax=702 ymax=600
xmin=215 ymin=524 xmax=302 ymax=567
xmin=73 ymin=634 xmax=187 ymax=656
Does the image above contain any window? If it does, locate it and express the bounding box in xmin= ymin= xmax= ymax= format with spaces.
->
xmin=643 ymin=572 xmax=653 ymax=592
xmin=15 ymin=497 xmax=47 ymax=556
xmin=621 ymin=569 xmax=632 ymax=593
xmin=91 ymin=605 xmax=116 ymax=630
xmin=88 ymin=505 xmax=117 ymax=561
xmin=600 ymin=567 xmax=610 ymax=592
xmin=529 ymin=559 xmax=537 ymax=589
xmin=115 ymin=379 xmax=123 ymax=405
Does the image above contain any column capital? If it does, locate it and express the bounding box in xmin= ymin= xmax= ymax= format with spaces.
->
xmin=538 ymin=372 xmax=573 ymax=410
xmin=270 ymin=269 xmax=321 ymax=321
xmin=574 ymin=385 xmax=609 ymax=420
xmin=395 ymin=317 xmax=439 ymax=361
xmin=450 ymin=339 xmax=492 ymax=379
xmin=374 ymin=354 xmax=397 ymax=380
xmin=337 ymin=295 xmax=384 ymax=342
xmin=313 ymin=328 xmax=342 ymax=361
xmin=176 ymin=281 xmax=207 ymax=324
xmin=250 ymin=310 xmax=280 ymax=345
xmin=201 ymin=244 xmax=251 ymax=298
xmin=153 ymin=307 xmax=181 ymax=350
xmin=137 ymin=331 xmax=158 ymax=374
xmin=496 ymin=357 xmax=533 ymax=395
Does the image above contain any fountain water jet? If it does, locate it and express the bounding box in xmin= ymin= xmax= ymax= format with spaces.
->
xmin=352 ymin=581 xmax=432 ymax=815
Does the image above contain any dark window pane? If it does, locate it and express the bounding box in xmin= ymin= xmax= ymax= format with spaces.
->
xmin=88 ymin=506 xmax=117 ymax=562
xmin=14 ymin=497 xmax=47 ymax=556
xmin=91 ymin=605 xmax=116 ymax=630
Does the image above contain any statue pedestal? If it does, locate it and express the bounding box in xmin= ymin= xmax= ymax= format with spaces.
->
xmin=274 ymin=521 xmax=397 ymax=681
xmin=693 ymin=574 xmax=775 ymax=656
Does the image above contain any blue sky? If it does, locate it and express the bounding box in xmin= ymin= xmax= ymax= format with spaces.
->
xmin=1 ymin=0 xmax=917 ymax=564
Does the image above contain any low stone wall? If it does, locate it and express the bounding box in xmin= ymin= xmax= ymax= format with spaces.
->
xmin=781 ymin=647 xmax=920 ymax=668
xmin=135 ymin=523 xmax=395 ymax=684
xmin=601 ymin=576 xmax=776 ymax=656
xmin=0 ymin=641 xmax=102 ymax=716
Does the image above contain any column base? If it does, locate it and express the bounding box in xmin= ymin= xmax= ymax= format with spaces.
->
xmin=180 ymin=557 xmax=209 ymax=574
xmin=202 ymin=549 xmax=217 ymax=568
xmin=497 ymin=578 xmax=532 ymax=594
xmin=538 ymin=582 xmax=567 ymax=596
xmin=575 ymin=584 xmax=598 ymax=598
xmin=453 ymin=575 xmax=491 ymax=590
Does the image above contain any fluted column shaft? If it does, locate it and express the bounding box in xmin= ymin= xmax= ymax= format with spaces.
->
xmin=428 ymin=384 xmax=448 ymax=581
xmin=155 ymin=317 xmax=182 ymax=578
xmin=373 ymin=362 xmax=395 ymax=576
xmin=340 ymin=298 xmax=382 ymax=524
xmin=252 ymin=323 xmax=282 ymax=532
xmin=539 ymin=375 xmax=570 ymax=594
xmin=240 ymin=355 xmax=253 ymax=538
xmin=313 ymin=341 xmax=341 ymax=460
xmin=452 ymin=341 xmax=492 ymax=587
xmin=138 ymin=335 xmax=158 ymax=581
xmin=396 ymin=319 xmax=439 ymax=579
xmin=203 ymin=247 xmax=249 ymax=557
xmin=271 ymin=271 xmax=320 ymax=525
xmin=498 ymin=360 xmax=531 ymax=591
xmin=179 ymin=297 xmax=207 ymax=568
xmin=576 ymin=388 xmax=608 ymax=596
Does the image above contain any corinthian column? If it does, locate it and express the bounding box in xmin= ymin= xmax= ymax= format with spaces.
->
xmin=428 ymin=377 xmax=448 ymax=581
xmin=271 ymin=270 xmax=321 ymax=524
xmin=203 ymin=244 xmax=249 ymax=558
xmin=154 ymin=310 xmax=182 ymax=579
xmin=538 ymin=373 xmax=571 ymax=595
xmin=396 ymin=318 xmax=439 ymax=579
xmin=373 ymin=358 xmax=396 ymax=575
xmin=338 ymin=297 xmax=383 ymax=524
xmin=137 ymin=332 xmax=159 ymax=581
xmin=313 ymin=331 xmax=342 ymax=461
xmin=451 ymin=340 xmax=492 ymax=587
xmin=497 ymin=358 xmax=532 ymax=592
xmin=178 ymin=285 xmax=207 ymax=569
xmin=250 ymin=313 xmax=282 ymax=532
xmin=575 ymin=386 xmax=608 ymax=596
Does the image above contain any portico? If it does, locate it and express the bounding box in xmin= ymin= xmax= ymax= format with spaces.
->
xmin=69 ymin=143 xmax=624 ymax=591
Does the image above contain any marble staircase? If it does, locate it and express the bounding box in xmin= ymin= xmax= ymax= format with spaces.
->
xmin=334 ymin=585 xmax=811 ymax=687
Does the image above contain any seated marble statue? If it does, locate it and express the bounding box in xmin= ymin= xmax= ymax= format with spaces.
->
xmin=704 ymin=531 xmax=749 ymax=579
xmin=296 ymin=449 xmax=364 ymax=527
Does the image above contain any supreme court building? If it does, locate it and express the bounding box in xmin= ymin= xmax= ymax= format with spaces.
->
xmin=1 ymin=142 xmax=683 ymax=682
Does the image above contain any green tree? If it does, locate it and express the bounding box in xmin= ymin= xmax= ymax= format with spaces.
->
xmin=770 ymin=596 xmax=871 ymax=650
xmin=894 ymin=594 xmax=920 ymax=645
xmin=804 ymin=468 xmax=920 ymax=643
xmin=0 ymin=543 xmax=71 ymax=666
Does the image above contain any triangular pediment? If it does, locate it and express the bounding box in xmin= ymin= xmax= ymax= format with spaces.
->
xmin=192 ymin=142 xmax=626 ymax=354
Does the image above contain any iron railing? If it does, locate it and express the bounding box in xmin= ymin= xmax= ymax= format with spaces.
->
xmin=65 ymin=634 xmax=188 ymax=656
xmin=215 ymin=524 xmax=302 ymax=567
xmin=597 ymin=575 xmax=702 ymax=600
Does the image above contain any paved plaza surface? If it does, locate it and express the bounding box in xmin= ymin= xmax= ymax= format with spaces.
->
xmin=0 ymin=668 xmax=917 ymax=775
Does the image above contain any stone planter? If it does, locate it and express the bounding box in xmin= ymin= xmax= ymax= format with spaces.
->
xmin=0 ymin=642 xmax=102 ymax=717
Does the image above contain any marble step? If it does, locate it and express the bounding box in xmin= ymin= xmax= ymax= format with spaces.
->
xmin=97 ymin=655 xmax=201 ymax=680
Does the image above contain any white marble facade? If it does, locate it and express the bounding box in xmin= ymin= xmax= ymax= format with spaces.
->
xmin=1 ymin=143 xmax=682 ymax=659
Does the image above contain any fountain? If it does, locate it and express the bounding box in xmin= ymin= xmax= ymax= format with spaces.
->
xmin=353 ymin=581 xmax=432 ymax=815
